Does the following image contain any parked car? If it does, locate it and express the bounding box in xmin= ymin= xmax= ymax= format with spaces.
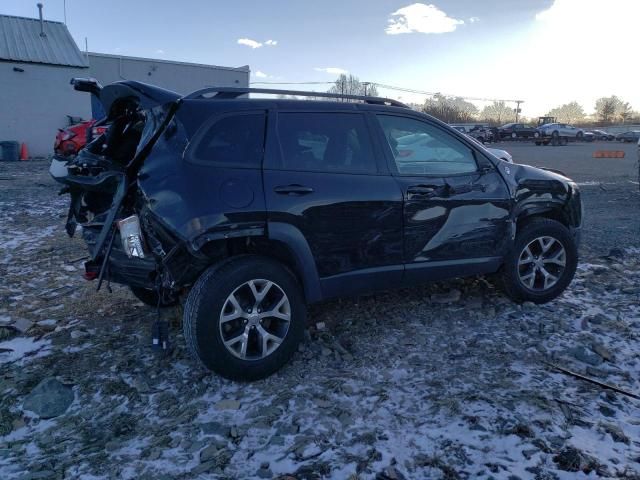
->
xmin=50 ymin=80 xmax=582 ymax=380
xmin=497 ymin=123 xmax=540 ymax=140
xmin=450 ymin=124 xmax=494 ymax=143
xmin=54 ymin=119 xmax=107 ymax=157
xmin=466 ymin=135 xmax=513 ymax=162
xmin=587 ymin=129 xmax=615 ymax=141
xmin=535 ymin=123 xmax=584 ymax=145
xmin=616 ymin=130 xmax=640 ymax=142
xmin=397 ymin=132 xmax=512 ymax=163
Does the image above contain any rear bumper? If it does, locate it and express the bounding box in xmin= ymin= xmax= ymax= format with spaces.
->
xmin=83 ymin=227 xmax=157 ymax=289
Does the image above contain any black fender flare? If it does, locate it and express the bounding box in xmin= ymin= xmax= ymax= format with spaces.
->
xmin=267 ymin=222 xmax=322 ymax=303
xmin=512 ymin=201 xmax=569 ymax=230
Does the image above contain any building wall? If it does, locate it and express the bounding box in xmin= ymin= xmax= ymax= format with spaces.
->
xmin=87 ymin=53 xmax=249 ymax=117
xmin=0 ymin=61 xmax=91 ymax=157
xmin=0 ymin=54 xmax=249 ymax=158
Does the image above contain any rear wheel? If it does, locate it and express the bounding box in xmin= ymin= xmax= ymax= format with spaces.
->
xmin=183 ymin=256 xmax=305 ymax=380
xmin=551 ymin=131 xmax=560 ymax=146
xmin=501 ymin=218 xmax=578 ymax=304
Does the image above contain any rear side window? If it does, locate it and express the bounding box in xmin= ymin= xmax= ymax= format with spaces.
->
xmin=191 ymin=112 xmax=265 ymax=168
xmin=276 ymin=113 xmax=376 ymax=174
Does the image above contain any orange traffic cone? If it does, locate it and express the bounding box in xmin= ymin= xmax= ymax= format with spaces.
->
xmin=19 ymin=143 xmax=28 ymax=161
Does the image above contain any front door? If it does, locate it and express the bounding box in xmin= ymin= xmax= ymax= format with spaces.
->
xmin=263 ymin=110 xmax=404 ymax=299
xmin=372 ymin=114 xmax=512 ymax=283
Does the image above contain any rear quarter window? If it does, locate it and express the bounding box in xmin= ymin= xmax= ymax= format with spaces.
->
xmin=189 ymin=112 xmax=266 ymax=168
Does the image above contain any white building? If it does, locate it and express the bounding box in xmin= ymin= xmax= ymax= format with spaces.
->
xmin=0 ymin=14 xmax=249 ymax=157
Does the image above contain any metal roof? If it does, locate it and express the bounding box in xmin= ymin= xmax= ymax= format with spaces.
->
xmin=0 ymin=14 xmax=88 ymax=67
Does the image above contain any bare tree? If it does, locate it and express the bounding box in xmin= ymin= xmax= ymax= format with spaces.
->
xmin=546 ymin=101 xmax=586 ymax=124
xmin=480 ymin=101 xmax=515 ymax=125
xmin=595 ymin=97 xmax=617 ymax=123
xmin=362 ymin=83 xmax=379 ymax=97
xmin=327 ymin=75 xmax=378 ymax=100
xmin=617 ymin=101 xmax=633 ymax=123
xmin=423 ymin=94 xmax=478 ymax=123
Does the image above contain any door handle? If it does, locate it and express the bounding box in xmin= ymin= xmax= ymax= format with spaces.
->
xmin=407 ymin=185 xmax=438 ymax=199
xmin=447 ymin=183 xmax=473 ymax=195
xmin=273 ymin=184 xmax=314 ymax=196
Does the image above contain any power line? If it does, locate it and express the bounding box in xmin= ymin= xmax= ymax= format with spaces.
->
xmin=250 ymin=81 xmax=335 ymax=85
xmin=372 ymin=83 xmax=523 ymax=104
xmin=250 ymin=80 xmax=524 ymax=105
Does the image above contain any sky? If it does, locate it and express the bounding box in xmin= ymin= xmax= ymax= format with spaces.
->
xmin=2 ymin=0 xmax=638 ymax=117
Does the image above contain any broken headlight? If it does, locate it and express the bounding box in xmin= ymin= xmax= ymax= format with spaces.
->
xmin=117 ymin=215 xmax=146 ymax=258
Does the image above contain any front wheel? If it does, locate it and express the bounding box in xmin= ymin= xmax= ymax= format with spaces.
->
xmin=183 ymin=256 xmax=305 ymax=380
xmin=501 ymin=219 xmax=578 ymax=304
xmin=511 ymin=132 xmax=517 ymax=139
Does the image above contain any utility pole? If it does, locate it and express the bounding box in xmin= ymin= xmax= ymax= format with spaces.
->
xmin=515 ymin=100 xmax=523 ymax=122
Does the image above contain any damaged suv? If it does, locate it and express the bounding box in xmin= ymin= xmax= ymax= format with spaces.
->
xmin=51 ymin=79 xmax=582 ymax=380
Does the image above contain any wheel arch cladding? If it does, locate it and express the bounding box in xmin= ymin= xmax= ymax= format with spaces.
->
xmin=266 ymin=222 xmax=322 ymax=303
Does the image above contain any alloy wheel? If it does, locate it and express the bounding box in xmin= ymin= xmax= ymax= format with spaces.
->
xmin=517 ymin=236 xmax=567 ymax=291
xmin=218 ymin=279 xmax=291 ymax=360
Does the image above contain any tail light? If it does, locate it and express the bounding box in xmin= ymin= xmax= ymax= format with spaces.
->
xmin=117 ymin=215 xmax=146 ymax=258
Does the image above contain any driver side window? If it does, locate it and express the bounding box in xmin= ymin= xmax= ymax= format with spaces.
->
xmin=377 ymin=115 xmax=477 ymax=175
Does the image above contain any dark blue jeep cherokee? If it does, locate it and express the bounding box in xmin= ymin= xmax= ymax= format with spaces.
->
xmin=51 ymin=80 xmax=582 ymax=380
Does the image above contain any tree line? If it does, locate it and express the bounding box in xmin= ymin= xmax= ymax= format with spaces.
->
xmin=283 ymin=75 xmax=638 ymax=126
xmin=422 ymin=95 xmax=639 ymax=126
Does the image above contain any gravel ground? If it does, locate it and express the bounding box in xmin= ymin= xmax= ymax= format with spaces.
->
xmin=0 ymin=159 xmax=639 ymax=480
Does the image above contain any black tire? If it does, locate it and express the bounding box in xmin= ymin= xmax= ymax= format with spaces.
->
xmin=183 ymin=255 xmax=305 ymax=381
xmin=130 ymin=286 xmax=178 ymax=307
xmin=500 ymin=218 xmax=578 ymax=304
xmin=576 ymin=131 xmax=584 ymax=141
xmin=551 ymin=131 xmax=559 ymax=146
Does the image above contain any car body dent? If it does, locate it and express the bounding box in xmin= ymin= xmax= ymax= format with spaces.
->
xmin=499 ymin=163 xmax=581 ymax=231
xmin=136 ymin=103 xmax=267 ymax=250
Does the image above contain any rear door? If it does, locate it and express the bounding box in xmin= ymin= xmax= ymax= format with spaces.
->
xmin=372 ymin=113 xmax=512 ymax=283
xmin=263 ymin=109 xmax=403 ymax=299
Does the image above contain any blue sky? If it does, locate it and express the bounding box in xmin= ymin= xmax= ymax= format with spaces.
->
xmin=2 ymin=0 xmax=638 ymax=117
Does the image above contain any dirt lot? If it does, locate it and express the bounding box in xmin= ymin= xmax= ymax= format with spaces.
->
xmin=0 ymin=146 xmax=639 ymax=479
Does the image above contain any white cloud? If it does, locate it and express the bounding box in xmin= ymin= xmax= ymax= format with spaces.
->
xmin=314 ymin=67 xmax=349 ymax=75
xmin=386 ymin=3 xmax=464 ymax=35
xmin=155 ymin=49 xmax=165 ymax=55
xmin=253 ymin=70 xmax=268 ymax=78
xmin=238 ymin=38 xmax=263 ymax=49
xmin=468 ymin=16 xmax=479 ymax=23
xmin=237 ymin=38 xmax=278 ymax=49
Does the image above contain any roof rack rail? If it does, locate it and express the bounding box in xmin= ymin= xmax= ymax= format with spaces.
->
xmin=183 ymin=87 xmax=409 ymax=108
